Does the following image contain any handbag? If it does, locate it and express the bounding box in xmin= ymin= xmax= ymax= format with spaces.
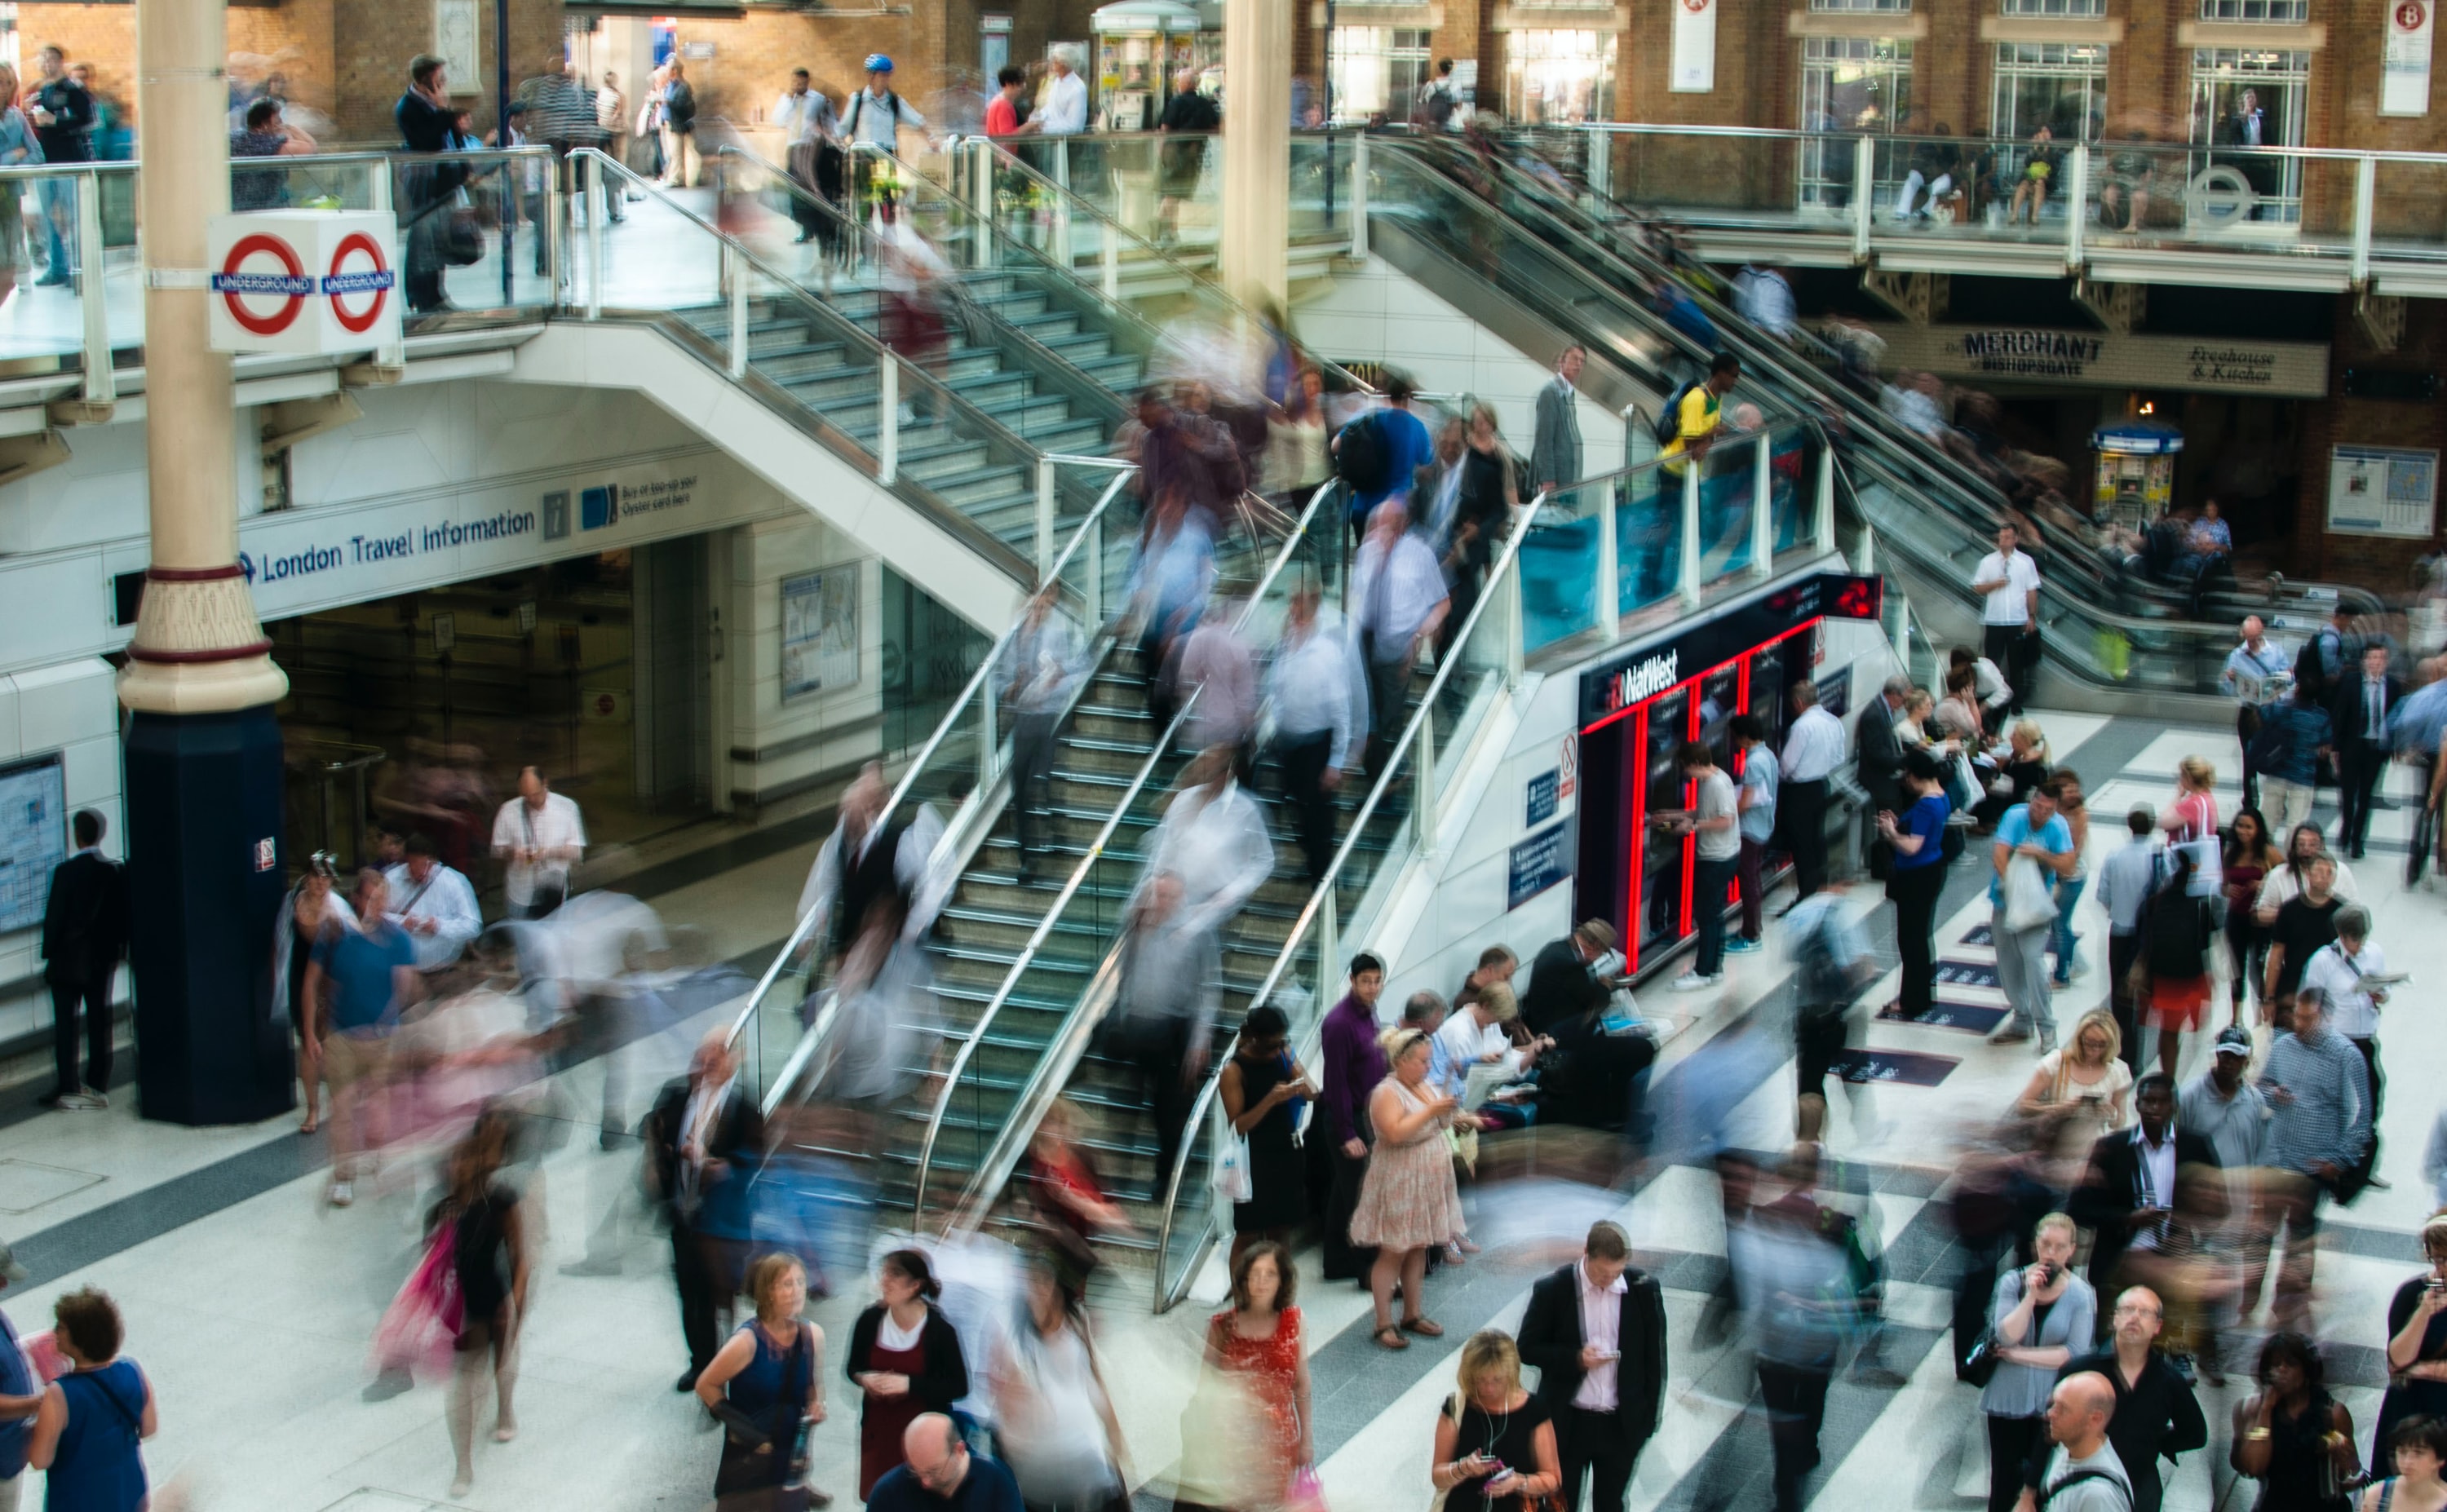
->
xmin=1960 ymin=1326 xmax=2003 ymax=1386
xmin=442 ymin=206 xmax=484 ymax=266
xmin=2003 ymin=855 xmax=2058 ymax=933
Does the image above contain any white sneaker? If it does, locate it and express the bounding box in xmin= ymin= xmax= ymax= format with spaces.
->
xmin=329 ymin=1180 xmax=354 ymax=1208
xmin=1672 ymin=971 xmax=1721 ymax=992
xmin=79 ymin=1085 xmax=108 ymax=1109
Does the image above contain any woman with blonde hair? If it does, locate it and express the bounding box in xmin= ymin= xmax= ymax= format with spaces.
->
xmin=1980 ymin=1213 xmax=2095 ymax=1512
xmin=697 ymin=1252 xmax=827 ymax=1510
xmin=0 ymin=64 xmax=37 ymax=312
xmin=2165 ymin=754 xmax=2220 ymax=844
xmin=1428 ymin=1330 xmax=1562 ymax=1512
xmin=2016 ymin=1008 xmax=2132 ymax=1135
xmin=1350 ymin=1026 xmax=1463 ymax=1350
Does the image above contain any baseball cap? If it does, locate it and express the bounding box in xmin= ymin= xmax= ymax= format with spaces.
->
xmin=0 ymin=1238 xmax=27 ymax=1286
xmin=2213 ymin=1025 xmax=2252 ymax=1058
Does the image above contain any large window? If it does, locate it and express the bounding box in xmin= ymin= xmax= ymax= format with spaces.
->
xmin=1808 ymin=0 xmax=1912 ymax=11
xmin=1328 ymin=26 xmax=1433 ymax=123
xmin=2000 ymin=0 xmax=2103 ymax=13
xmin=1799 ymin=36 xmax=1912 ymax=207
xmin=1993 ymin=42 xmax=2108 ymax=142
xmin=2199 ymin=0 xmax=2308 ymax=20
xmin=1504 ymin=30 xmax=1617 ymax=124
xmin=2189 ymin=47 xmax=2309 ymax=224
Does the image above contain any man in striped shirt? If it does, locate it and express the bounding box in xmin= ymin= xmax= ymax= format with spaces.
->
xmin=2258 ymin=987 xmax=2370 ymax=1328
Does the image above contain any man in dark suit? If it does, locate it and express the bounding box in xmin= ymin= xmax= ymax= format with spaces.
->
xmin=2066 ymin=1074 xmax=2219 ymax=1306
xmin=39 ymin=808 xmax=128 ymax=1111
xmin=1856 ymin=674 xmax=1910 ymax=864
xmin=1517 ymin=1221 xmax=1667 ymax=1512
xmin=2328 ymin=643 xmax=2402 ymax=860
xmin=644 ymin=1030 xmax=764 ymax=1390
xmin=1530 ymin=345 xmax=1585 ymax=498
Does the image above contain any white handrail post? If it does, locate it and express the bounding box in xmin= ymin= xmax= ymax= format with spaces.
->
xmin=1586 ymin=126 xmax=1610 ymax=201
xmin=727 ymin=245 xmax=750 ymax=380
xmin=1101 ymin=232 xmax=1120 ymax=299
xmin=77 ymin=173 xmax=110 ymax=408
xmin=1351 ymin=131 xmax=1371 ymax=260
xmin=979 ymin=671 xmax=1000 ymax=785
xmin=972 ymin=139 xmax=996 ymax=268
xmin=1678 ymin=462 xmax=1703 ymax=608
xmin=1035 ymin=456 xmax=1058 ymax=582
xmin=1413 ymin=700 xmax=1436 ymax=850
xmin=878 ymin=357 xmax=900 ymax=485
xmin=1502 ymin=555 xmax=1525 ymax=688
xmin=584 ymin=154 xmax=605 ymax=321
xmin=1593 ymin=485 xmax=1620 ymax=643
xmin=1852 ymin=135 xmax=1874 ymax=261
xmin=1750 ymin=432 xmax=1774 ymax=579
xmin=2351 ymin=154 xmax=2377 ymax=288
xmin=2064 ymin=144 xmax=2089 ymax=273
xmin=546 ymin=154 xmax=566 ymax=302
xmin=1814 ymin=444 xmax=1837 ymax=549
xmin=1085 ymin=515 xmax=1105 ymax=626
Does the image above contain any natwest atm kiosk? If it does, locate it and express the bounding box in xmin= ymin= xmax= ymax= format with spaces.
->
xmin=1573 ymin=573 xmax=1883 ymax=977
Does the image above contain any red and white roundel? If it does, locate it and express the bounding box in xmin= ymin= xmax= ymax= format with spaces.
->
xmin=2398 ymin=1 xmax=2427 ymax=30
xmin=210 ymin=232 xmax=314 ymax=337
xmin=324 ymin=232 xmax=393 ymax=334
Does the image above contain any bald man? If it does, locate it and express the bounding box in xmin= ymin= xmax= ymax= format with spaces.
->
xmin=2020 ymin=1286 xmax=2205 ymax=1512
xmin=864 ymin=1413 xmax=1024 ymax=1510
xmin=2034 ymin=1373 xmax=2135 ymax=1512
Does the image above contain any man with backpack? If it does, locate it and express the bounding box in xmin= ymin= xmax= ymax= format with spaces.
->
xmin=2223 ymin=616 xmax=2290 ymax=811
xmin=844 ymin=54 xmax=925 ymax=210
xmin=1412 ymin=59 xmax=1458 ymax=130
xmin=2251 ymin=677 xmax=2332 ymax=845
xmin=2031 ymin=1373 xmax=2137 ymax=1512
xmin=1646 ymin=353 xmax=1740 ymax=601
xmin=1334 ymin=374 xmax=1434 ymax=546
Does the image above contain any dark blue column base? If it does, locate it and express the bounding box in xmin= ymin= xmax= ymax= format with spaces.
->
xmin=126 ymin=704 xmax=296 ymax=1125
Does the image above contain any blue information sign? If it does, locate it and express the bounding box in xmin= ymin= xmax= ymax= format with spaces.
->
xmin=1526 ymin=768 xmax=1560 ymax=827
xmin=1508 ymin=822 xmax=1571 ymax=910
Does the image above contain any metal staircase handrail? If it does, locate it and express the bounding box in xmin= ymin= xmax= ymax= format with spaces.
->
xmin=909 ymin=475 xmax=1346 ymax=1227
xmin=722 ymin=465 xmax=1140 ymax=1098
xmin=1145 ymin=486 xmax=1553 ymax=1311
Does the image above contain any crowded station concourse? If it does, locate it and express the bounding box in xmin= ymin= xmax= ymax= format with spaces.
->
xmin=13 ymin=2 xmax=2447 ymax=1510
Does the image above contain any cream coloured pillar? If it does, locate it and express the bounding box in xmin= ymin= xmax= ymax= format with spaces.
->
xmin=1219 ymin=0 xmax=1293 ymax=313
xmin=118 ymin=0 xmax=286 ymax=714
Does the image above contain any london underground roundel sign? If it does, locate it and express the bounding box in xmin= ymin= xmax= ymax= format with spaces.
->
xmin=210 ymin=232 xmax=316 ymax=337
xmin=324 ymin=232 xmax=394 ymax=334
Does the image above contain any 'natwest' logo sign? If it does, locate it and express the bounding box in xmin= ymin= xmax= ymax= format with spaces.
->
xmin=1612 ymin=648 xmax=1679 ymax=709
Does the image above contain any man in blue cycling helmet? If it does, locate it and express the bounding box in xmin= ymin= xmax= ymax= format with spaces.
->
xmin=845 ymin=51 xmax=923 ymax=151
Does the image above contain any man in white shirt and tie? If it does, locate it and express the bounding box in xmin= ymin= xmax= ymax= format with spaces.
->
xmin=1778 ymin=679 xmax=1848 ymax=908
xmin=2329 ymin=644 xmax=2401 ymax=860
xmin=1516 ymin=1221 xmax=1666 ymax=1512
xmin=1264 ymin=583 xmax=1365 ymax=888
xmin=1352 ymin=499 xmax=1450 ymax=777
xmin=490 ymin=767 xmax=586 ymax=918
xmin=794 ymin=760 xmax=949 ymax=966
xmin=1971 ymin=521 xmax=2042 ymax=715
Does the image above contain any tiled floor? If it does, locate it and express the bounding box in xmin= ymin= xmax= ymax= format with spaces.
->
xmin=2 ymin=706 xmax=2439 ymax=1511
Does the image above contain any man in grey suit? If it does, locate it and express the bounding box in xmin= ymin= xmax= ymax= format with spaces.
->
xmin=1532 ymin=344 xmax=1586 ymax=496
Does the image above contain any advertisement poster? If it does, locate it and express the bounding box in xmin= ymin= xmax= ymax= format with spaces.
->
xmin=2328 ymin=445 xmax=2440 ymax=538
xmin=0 ymin=755 xmax=65 ymax=933
xmin=782 ymin=568 xmax=861 ymax=700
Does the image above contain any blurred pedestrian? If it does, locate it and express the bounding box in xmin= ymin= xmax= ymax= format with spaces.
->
xmin=1181 ymin=1240 xmax=1311 ymax=1512
xmin=2138 ymin=848 xmax=2215 ymax=1080
xmin=1020 ymin=1099 xmax=1131 ymax=1296
xmin=795 ymin=762 xmax=948 ymax=971
xmin=1351 ymin=498 xmax=1449 ymax=778
xmin=1734 ymin=1147 xmax=1856 ymax=1512
xmin=24 ymin=1287 xmax=153 ymax=1512
xmin=2095 ymin=804 xmax=2164 ymax=1073
xmin=306 ymin=868 xmax=423 ymax=1206
xmin=1173 ymin=589 xmax=1258 ymax=767
xmin=989 ymin=1253 xmax=1128 ymax=1512
xmin=698 ymin=1252 xmax=828 ymax=1511
xmin=1352 ymin=1028 xmax=1463 ymax=1350
xmin=1516 ymin=1221 xmax=1665 ymax=1512
xmin=436 ymin=1112 xmax=529 ymax=1498
xmin=491 ymin=766 xmax=585 ymax=919
xmin=2231 ymin=1332 xmax=2358 ymax=1512
xmin=1785 ymin=885 xmax=1877 ymax=1144
xmin=1335 ymin=374 xmax=1433 ymax=546
xmin=1220 ymin=1005 xmax=1316 ymax=1271
xmin=38 ymin=808 xmax=127 ymax=1112
xmin=2260 ymin=989 xmax=2370 ymax=1329
xmin=1779 ymin=679 xmax=1846 ymax=904
xmin=1003 ymin=585 xmax=1082 ymax=882
xmin=1980 ymin=1213 xmax=2095 ymax=1512
xmin=1103 ymin=871 xmax=1219 ymax=1197
xmin=865 ymin=1413 xmax=1021 ymax=1511
xmin=2376 ymin=1216 xmax=2447 ymax=1448
xmin=1124 ymin=489 xmax=1216 ymax=727
xmin=2255 ymin=679 xmax=2332 ymax=847
xmin=847 ymin=1250 xmax=971 ymax=1501
xmin=1136 ymin=746 xmax=1272 ymax=939
xmin=1263 ymin=582 xmax=1363 ymax=889
xmin=2067 ymin=1074 xmax=2217 ymax=1304
xmin=1427 ymin=1330 xmax=1562 ymax=1512
xmin=648 ymin=1032 xmax=765 ymax=1392
xmin=274 ymin=854 xmax=357 ymax=1135
xmin=1319 ymin=953 xmax=1390 ymax=1284
xmin=1990 ymin=775 xmax=2078 ymax=1050
xmin=1440 ymin=402 xmax=1519 ymax=655
xmin=1878 ymin=751 xmax=1954 ymax=1020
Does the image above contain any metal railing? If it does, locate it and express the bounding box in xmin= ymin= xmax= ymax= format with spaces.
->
xmin=910 ymin=472 xmax=1347 ymax=1230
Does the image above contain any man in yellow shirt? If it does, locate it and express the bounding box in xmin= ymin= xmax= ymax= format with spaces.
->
xmin=1662 ymin=351 xmax=1742 ymax=474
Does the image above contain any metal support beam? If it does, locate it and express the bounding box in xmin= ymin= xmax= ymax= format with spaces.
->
xmin=1851 ymin=135 xmax=1874 ymax=263
xmin=1678 ymin=463 xmax=1702 ymax=608
xmin=1750 ymin=432 xmax=1774 ymax=579
xmin=1593 ymin=486 xmax=1619 ymax=643
xmin=1351 ymin=131 xmax=1370 ymax=261
xmin=1814 ymin=446 xmax=1836 ymax=550
xmin=2064 ymin=144 xmax=2089 ymax=274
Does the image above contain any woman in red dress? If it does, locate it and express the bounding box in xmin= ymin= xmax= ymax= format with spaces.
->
xmin=1178 ymin=1240 xmax=1313 ymax=1512
xmin=845 ymin=1249 xmax=969 ymax=1499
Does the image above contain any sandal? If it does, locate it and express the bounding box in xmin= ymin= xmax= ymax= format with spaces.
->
xmin=1374 ymin=1326 xmax=1409 ymax=1351
xmin=1400 ymin=1316 xmax=1445 ymax=1338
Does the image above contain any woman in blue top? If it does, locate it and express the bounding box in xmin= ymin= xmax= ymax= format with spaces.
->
xmin=28 ymin=1286 xmax=155 ymax=1512
xmin=1877 ymin=751 xmax=1955 ymax=1020
xmin=697 ymin=1252 xmax=828 ymax=1510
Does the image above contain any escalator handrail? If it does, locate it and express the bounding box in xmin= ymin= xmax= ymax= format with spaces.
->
xmin=1147 ymin=485 xmax=1555 ymax=1311
xmin=573 ymin=148 xmax=1085 ymax=509
xmin=944 ymin=136 xmax=1381 ymax=399
xmin=721 ymin=466 xmax=1141 ymax=1079
xmin=909 ymin=474 xmax=1347 ymax=1228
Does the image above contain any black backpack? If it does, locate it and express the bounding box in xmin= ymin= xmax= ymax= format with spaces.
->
xmin=2041 ymin=1469 xmax=2131 ymax=1511
xmin=2246 ymin=707 xmax=2293 ymax=773
xmin=1653 ymin=381 xmax=1702 ymax=446
xmin=1334 ymin=411 xmax=1391 ymax=494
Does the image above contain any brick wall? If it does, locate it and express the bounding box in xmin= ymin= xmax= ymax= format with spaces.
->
xmin=2290 ymin=299 xmax=2447 ymax=585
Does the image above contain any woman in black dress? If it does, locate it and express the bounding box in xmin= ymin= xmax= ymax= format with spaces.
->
xmin=2378 ymin=1218 xmax=2447 ymax=1449
xmin=2232 ymin=1331 xmax=2360 ymax=1512
xmin=1219 ymin=1005 xmax=1316 ymax=1274
xmin=1427 ymin=1329 xmax=1560 ymax=1512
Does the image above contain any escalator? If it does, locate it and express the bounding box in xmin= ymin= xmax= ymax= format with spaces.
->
xmin=1343 ymin=132 xmax=2348 ymax=709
